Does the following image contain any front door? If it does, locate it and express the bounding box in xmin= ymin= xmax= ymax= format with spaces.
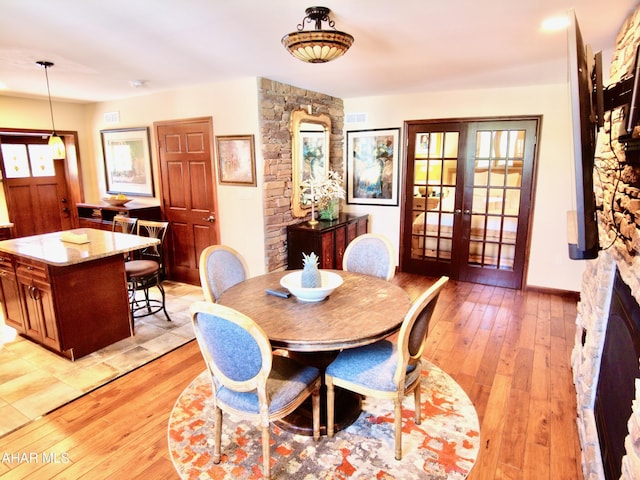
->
xmin=155 ymin=117 xmax=220 ymax=285
xmin=401 ymin=117 xmax=539 ymax=289
xmin=0 ymin=135 xmax=72 ymax=237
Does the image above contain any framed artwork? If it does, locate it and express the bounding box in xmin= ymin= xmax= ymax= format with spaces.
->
xmin=101 ymin=127 xmax=154 ymax=196
xmin=216 ymin=135 xmax=256 ymax=186
xmin=346 ymin=128 xmax=401 ymax=206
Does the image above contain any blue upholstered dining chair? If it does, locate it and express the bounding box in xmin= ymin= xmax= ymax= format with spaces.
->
xmin=190 ymin=301 xmax=321 ymax=479
xmin=342 ymin=233 xmax=396 ymax=281
xmin=325 ymin=276 xmax=449 ymax=460
xmin=198 ymin=245 xmax=249 ymax=302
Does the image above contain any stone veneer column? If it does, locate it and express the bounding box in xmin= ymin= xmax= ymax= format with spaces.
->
xmin=258 ymin=78 xmax=344 ymax=272
xmin=572 ymin=6 xmax=640 ymax=479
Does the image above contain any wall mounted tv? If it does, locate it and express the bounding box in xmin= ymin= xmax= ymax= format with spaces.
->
xmin=567 ymin=10 xmax=603 ymax=260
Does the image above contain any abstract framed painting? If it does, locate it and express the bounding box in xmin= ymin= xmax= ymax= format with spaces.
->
xmin=346 ymin=128 xmax=400 ymax=206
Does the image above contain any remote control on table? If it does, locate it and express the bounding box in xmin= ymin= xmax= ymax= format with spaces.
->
xmin=265 ymin=288 xmax=291 ymax=298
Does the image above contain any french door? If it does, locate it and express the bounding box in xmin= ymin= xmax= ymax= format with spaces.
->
xmin=400 ymin=117 xmax=539 ymax=289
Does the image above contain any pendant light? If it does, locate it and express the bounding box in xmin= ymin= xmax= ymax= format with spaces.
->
xmin=282 ymin=6 xmax=354 ymax=63
xmin=36 ymin=60 xmax=66 ymax=160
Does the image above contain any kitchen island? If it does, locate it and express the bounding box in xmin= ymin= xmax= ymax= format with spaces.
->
xmin=0 ymin=228 xmax=159 ymax=360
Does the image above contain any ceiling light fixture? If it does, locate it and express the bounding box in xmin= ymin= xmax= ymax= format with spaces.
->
xmin=36 ymin=60 xmax=65 ymax=160
xmin=282 ymin=6 xmax=354 ymax=63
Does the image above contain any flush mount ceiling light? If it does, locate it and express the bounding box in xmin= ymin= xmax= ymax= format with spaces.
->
xmin=281 ymin=6 xmax=354 ymax=63
xmin=36 ymin=60 xmax=65 ymax=160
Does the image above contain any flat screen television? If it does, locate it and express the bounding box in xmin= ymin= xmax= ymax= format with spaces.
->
xmin=567 ymin=11 xmax=602 ymax=260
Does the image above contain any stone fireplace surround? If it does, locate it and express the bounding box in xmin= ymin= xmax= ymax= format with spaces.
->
xmin=572 ymin=6 xmax=640 ymax=479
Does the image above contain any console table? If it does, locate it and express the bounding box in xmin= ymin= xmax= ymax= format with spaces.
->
xmin=77 ymin=202 xmax=161 ymax=231
xmin=287 ymin=214 xmax=368 ymax=270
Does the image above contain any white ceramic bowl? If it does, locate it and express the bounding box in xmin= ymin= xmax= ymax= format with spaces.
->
xmin=280 ymin=270 xmax=343 ymax=302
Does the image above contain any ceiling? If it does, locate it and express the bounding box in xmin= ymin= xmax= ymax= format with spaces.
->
xmin=0 ymin=0 xmax=637 ymax=103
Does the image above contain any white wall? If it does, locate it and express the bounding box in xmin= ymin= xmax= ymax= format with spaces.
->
xmin=0 ymin=78 xmax=267 ymax=275
xmin=343 ymin=83 xmax=586 ymax=291
xmin=1 ymin=79 xmax=586 ymax=290
xmin=86 ymin=78 xmax=266 ymax=275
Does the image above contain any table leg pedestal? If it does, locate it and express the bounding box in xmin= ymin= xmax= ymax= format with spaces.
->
xmin=274 ymin=351 xmax=362 ymax=436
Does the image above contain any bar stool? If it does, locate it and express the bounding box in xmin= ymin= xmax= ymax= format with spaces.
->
xmin=126 ymin=220 xmax=171 ymax=326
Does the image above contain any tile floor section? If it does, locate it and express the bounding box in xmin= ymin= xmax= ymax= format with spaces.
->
xmin=0 ymin=280 xmax=203 ymax=437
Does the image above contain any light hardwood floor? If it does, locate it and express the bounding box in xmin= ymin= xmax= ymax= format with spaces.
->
xmin=0 ymin=273 xmax=583 ymax=479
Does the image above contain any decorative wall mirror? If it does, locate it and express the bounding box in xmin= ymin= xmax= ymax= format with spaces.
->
xmin=290 ymin=108 xmax=331 ymax=217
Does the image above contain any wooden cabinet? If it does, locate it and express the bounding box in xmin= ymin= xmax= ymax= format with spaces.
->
xmin=287 ymin=214 xmax=368 ymax=270
xmin=15 ymin=257 xmax=60 ymax=351
xmin=0 ymin=253 xmax=131 ymax=360
xmin=77 ymin=203 xmax=161 ymax=231
xmin=0 ymin=252 xmax=25 ymax=333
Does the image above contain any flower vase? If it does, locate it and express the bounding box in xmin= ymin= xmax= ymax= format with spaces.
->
xmin=319 ymin=198 xmax=340 ymax=220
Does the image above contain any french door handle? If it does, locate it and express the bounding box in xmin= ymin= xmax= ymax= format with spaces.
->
xmin=454 ymin=209 xmax=471 ymax=215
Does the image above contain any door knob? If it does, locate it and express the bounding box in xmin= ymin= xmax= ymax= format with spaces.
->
xmin=203 ymin=215 xmax=216 ymax=222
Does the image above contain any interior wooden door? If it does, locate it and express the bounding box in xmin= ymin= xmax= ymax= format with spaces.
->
xmin=401 ymin=117 xmax=539 ymax=289
xmin=155 ymin=117 xmax=220 ymax=285
xmin=0 ymin=136 xmax=72 ymax=237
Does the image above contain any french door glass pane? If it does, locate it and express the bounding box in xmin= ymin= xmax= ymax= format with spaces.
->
xmin=411 ymin=131 xmax=459 ymax=261
xmin=469 ymin=128 xmax=525 ymax=271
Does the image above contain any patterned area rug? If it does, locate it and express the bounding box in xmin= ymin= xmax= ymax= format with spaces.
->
xmin=168 ymin=360 xmax=480 ymax=479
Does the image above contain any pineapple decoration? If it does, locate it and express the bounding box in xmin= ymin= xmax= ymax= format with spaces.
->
xmin=301 ymin=252 xmax=322 ymax=288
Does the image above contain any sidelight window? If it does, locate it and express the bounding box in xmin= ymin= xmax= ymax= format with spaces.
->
xmin=1 ymin=143 xmax=55 ymax=178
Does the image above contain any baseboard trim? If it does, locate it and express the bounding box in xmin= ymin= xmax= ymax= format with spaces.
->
xmin=524 ymin=284 xmax=580 ymax=301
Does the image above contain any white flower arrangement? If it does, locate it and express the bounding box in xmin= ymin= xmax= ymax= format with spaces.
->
xmin=300 ymin=170 xmax=346 ymax=210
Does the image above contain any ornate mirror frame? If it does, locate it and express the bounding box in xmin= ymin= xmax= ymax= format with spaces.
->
xmin=290 ymin=108 xmax=331 ymax=218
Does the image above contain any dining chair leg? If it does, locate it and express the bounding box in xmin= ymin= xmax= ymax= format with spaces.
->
xmin=414 ymin=384 xmax=422 ymax=425
xmin=326 ymin=376 xmax=335 ymax=437
xmin=213 ymin=406 xmax=222 ymax=463
xmin=261 ymin=425 xmax=271 ymax=479
xmin=312 ymin=383 xmax=320 ymax=441
xmin=394 ymin=397 xmax=403 ymax=460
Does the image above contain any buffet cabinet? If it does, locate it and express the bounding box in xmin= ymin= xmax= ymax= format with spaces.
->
xmin=77 ymin=202 xmax=161 ymax=231
xmin=287 ymin=214 xmax=368 ymax=270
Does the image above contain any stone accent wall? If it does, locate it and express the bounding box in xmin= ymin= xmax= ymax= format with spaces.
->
xmin=258 ymin=78 xmax=344 ymax=272
xmin=572 ymin=6 xmax=640 ymax=479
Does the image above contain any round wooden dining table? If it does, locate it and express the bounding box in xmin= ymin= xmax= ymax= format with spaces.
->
xmin=217 ymin=269 xmax=412 ymax=435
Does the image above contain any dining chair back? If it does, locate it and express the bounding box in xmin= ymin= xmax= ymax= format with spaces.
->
xmin=112 ymin=215 xmax=138 ymax=234
xmin=342 ymin=233 xmax=396 ymax=281
xmin=325 ymin=275 xmax=449 ymax=460
xmin=190 ymin=301 xmax=321 ymax=479
xmin=112 ymin=216 xmax=138 ymax=261
xmin=125 ymin=220 xmax=171 ymax=325
xmin=199 ymin=245 xmax=249 ymax=302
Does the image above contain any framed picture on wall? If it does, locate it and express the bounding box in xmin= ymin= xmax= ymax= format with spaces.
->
xmin=346 ymin=128 xmax=401 ymax=206
xmin=101 ymin=127 xmax=154 ymax=196
xmin=216 ymin=135 xmax=257 ymax=186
